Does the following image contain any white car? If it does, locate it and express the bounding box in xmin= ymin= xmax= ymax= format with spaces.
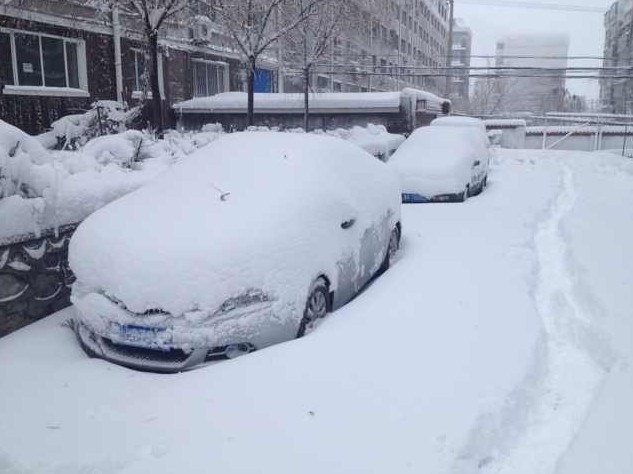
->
xmin=70 ymin=132 xmax=402 ymax=372
xmin=431 ymin=116 xmax=491 ymax=195
xmin=388 ymin=125 xmax=490 ymax=203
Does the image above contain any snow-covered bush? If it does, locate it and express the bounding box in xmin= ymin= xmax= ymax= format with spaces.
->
xmin=38 ymin=101 xmax=141 ymax=151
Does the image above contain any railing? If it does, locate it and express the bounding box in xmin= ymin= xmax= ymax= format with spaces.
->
xmin=0 ymin=225 xmax=77 ymax=337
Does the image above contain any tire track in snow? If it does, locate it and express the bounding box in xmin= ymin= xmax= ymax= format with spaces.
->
xmin=453 ymin=163 xmax=610 ymax=474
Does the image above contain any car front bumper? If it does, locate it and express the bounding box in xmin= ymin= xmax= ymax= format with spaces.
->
xmin=73 ymin=319 xmax=256 ymax=373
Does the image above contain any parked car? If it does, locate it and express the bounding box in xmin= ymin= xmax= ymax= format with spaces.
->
xmin=388 ymin=125 xmax=490 ymax=203
xmin=430 ymin=117 xmax=491 ymax=198
xmin=70 ymin=132 xmax=402 ymax=372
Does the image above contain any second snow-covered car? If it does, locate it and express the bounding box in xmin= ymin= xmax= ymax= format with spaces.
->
xmin=70 ymin=132 xmax=402 ymax=372
xmin=389 ymin=124 xmax=490 ymax=203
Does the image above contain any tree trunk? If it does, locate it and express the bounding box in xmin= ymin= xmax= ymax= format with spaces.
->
xmin=303 ymin=66 xmax=310 ymax=131
xmin=148 ymin=31 xmax=163 ymax=136
xmin=247 ymin=56 xmax=256 ymax=127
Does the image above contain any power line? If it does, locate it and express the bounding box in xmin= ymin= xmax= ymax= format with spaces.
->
xmin=455 ymin=0 xmax=606 ymax=13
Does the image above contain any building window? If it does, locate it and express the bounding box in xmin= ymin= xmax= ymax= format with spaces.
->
xmin=192 ymin=60 xmax=228 ymax=97
xmin=133 ymin=49 xmax=147 ymax=92
xmin=0 ymin=28 xmax=87 ymax=91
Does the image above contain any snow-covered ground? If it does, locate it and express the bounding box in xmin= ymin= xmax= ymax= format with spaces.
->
xmin=0 ymin=149 xmax=631 ymax=474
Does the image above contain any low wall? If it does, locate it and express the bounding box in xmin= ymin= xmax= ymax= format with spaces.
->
xmin=524 ymin=131 xmax=633 ymax=152
xmin=0 ymin=225 xmax=77 ymax=337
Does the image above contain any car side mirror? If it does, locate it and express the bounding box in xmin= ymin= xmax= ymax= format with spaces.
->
xmin=341 ymin=218 xmax=356 ymax=230
xmin=473 ymin=160 xmax=481 ymax=167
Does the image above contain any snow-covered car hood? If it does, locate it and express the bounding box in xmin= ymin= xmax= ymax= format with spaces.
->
xmin=69 ymin=132 xmax=400 ymax=319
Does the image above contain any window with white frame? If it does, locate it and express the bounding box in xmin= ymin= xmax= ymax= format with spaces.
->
xmin=0 ymin=28 xmax=87 ymax=93
xmin=130 ymin=48 xmax=164 ymax=100
xmin=132 ymin=49 xmax=147 ymax=92
xmin=192 ymin=60 xmax=228 ymax=97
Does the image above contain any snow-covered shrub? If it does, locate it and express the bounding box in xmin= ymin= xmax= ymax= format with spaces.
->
xmin=0 ymin=120 xmax=52 ymax=199
xmin=38 ymin=101 xmax=141 ymax=151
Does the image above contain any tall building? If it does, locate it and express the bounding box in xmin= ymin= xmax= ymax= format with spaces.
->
xmin=449 ymin=19 xmax=472 ymax=112
xmin=281 ymin=0 xmax=451 ymax=96
xmin=601 ymin=0 xmax=633 ymax=114
xmin=493 ymin=33 xmax=570 ymax=114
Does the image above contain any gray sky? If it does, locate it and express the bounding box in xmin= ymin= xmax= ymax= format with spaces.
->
xmin=454 ymin=0 xmax=615 ymax=100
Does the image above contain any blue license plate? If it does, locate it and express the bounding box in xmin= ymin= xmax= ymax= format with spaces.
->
xmin=118 ymin=324 xmax=166 ymax=342
xmin=402 ymin=193 xmax=429 ymax=203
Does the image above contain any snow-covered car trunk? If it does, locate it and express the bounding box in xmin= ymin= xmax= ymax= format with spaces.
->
xmin=69 ymin=132 xmax=401 ymax=371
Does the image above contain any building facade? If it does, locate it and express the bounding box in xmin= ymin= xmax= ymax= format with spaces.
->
xmin=449 ymin=19 xmax=471 ymax=112
xmin=281 ymin=0 xmax=450 ymax=97
xmin=0 ymin=0 xmax=281 ymax=133
xmin=1 ymin=0 xmax=449 ymax=134
xmin=493 ymin=33 xmax=569 ymax=114
xmin=601 ymin=0 xmax=633 ymax=114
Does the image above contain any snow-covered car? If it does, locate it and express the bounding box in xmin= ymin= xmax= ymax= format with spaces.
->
xmin=69 ymin=132 xmax=402 ymax=372
xmin=430 ymin=116 xmax=491 ymax=195
xmin=388 ymin=126 xmax=489 ymax=203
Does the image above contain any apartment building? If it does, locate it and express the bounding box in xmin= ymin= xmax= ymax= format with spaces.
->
xmin=494 ymin=33 xmax=569 ymax=114
xmin=281 ymin=0 xmax=450 ymax=96
xmin=449 ymin=19 xmax=472 ymax=112
xmin=601 ymin=0 xmax=633 ymax=114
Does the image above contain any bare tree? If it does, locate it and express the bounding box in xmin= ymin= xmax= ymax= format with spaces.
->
xmin=206 ymin=0 xmax=322 ymax=126
xmin=84 ymin=0 xmax=188 ymax=135
xmin=283 ymin=0 xmax=349 ymax=130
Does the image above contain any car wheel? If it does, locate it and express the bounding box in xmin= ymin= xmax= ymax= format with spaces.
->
xmin=457 ymin=186 xmax=469 ymax=202
xmin=379 ymin=226 xmax=400 ymax=273
xmin=297 ymin=278 xmax=329 ymax=338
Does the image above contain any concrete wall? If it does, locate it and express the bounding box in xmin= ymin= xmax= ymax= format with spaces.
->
xmin=524 ymin=133 xmax=633 ymax=152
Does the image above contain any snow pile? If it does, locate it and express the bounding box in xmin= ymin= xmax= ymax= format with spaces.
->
xmin=70 ymin=132 xmax=400 ymax=350
xmin=315 ymin=124 xmax=405 ymax=160
xmin=0 ymin=120 xmax=193 ymax=242
xmin=240 ymin=124 xmax=405 ymax=159
xmin=38 ymin=101 xmax=140 ymax=150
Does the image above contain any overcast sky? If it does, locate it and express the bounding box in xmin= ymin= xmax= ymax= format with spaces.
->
xmin=454 ymin=0 xmax=616 ymax=100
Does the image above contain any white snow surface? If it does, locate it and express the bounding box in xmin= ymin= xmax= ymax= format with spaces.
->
xmin=70 ymin=132 xmax=400 ymax=340
xmin=3 ymin=149 xmax=631 ymax=473
xmin=388 ymin=126 xmax=485 ymax=195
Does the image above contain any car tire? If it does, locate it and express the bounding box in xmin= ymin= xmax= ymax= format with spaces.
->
xmin=379 ymin=226 xmax=400 ymax=274
xmin=297 ymin=278 xmax=329 ymax=338
xmin=457 ymin=186 xmax=469 ymax=202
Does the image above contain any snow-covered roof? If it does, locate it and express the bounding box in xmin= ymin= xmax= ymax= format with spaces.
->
xmin=173 ymin=89 xmax=449 ymax=115
xmin=527 ymin=125 xmax=631 ymax=135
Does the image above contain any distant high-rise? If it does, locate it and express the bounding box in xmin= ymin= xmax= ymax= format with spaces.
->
xmin=493 ymin=34 xmax=569 ymax=114
xmin=450 ymin=19 xmax=472 ymax=112
xmin=601 ymin=0 xmax=633 ymax=114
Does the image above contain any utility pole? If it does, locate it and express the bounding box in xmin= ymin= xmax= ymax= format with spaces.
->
xmin=445 ymin=0 xmax=455 ymax=98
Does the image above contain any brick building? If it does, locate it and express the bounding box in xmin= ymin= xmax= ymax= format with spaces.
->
xmin=0 ymin=0 xmax=279 ymax=133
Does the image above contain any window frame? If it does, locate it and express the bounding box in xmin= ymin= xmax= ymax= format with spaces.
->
xmin=191 ymin=58 xmax=229 ymax=98
xmin=0 ymin=27 xmax=88 ymax=97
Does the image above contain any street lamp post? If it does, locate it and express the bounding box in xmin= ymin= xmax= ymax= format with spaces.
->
xmin=445 ymin=0 xmax=455 ymax=98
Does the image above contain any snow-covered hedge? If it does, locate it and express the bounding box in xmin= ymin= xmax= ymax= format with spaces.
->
xmin=0 ymin=120 xmax=226 ymax=242
xmin=38 ymin=101 xmax=141 ymax=151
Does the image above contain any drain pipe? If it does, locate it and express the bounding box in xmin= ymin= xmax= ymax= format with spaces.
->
xmin=112 ymin=6 xmax=124 ymax=104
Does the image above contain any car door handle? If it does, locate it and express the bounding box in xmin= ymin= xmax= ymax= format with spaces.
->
xmin=341 ymin=218 xmax=356 ymax=230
